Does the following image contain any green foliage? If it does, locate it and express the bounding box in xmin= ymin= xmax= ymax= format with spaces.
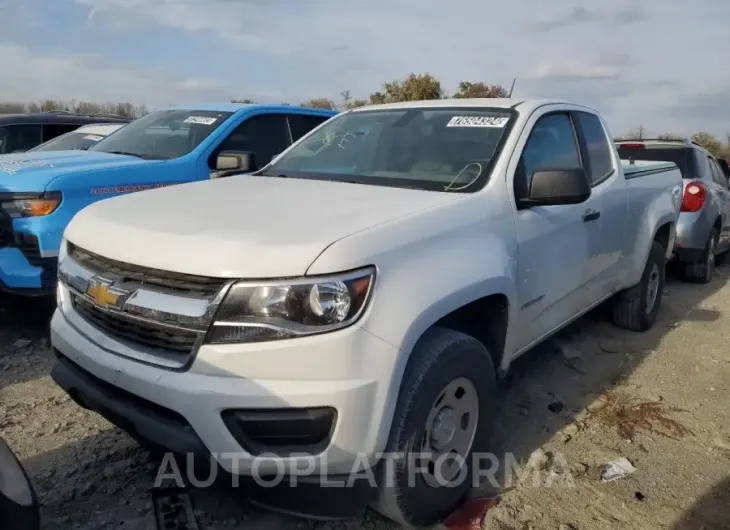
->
xmin=691 ymin=132 xmax=723 ymax=156
xmin=300 ymin=98 xmax=337 ymax=110
xmin=369 ymin=73 xmax=445 ymax=104
xmin=452 ymin=81 xmax=509 ymax=99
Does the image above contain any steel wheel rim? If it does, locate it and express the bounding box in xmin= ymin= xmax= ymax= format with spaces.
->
xmin=645 ymin=262 xmax=660 ymax=314
xmin=420 ymin=377 xmax=479 ymax=488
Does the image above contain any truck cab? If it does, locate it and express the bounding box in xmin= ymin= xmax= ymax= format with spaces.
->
xmin=0 ymin=104 xmax=336 ymax=295
xmin=50 ymin=99 xmax=681 ymax=527
xmin=0 ymin=111 xmax=130 ymax=154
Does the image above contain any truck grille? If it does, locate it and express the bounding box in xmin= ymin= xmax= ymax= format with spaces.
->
xmin=0 ymin=212 xmax=11 ymax=247
xmin=64 ymin=242 xmax=226 ymax=364
xmin=16 ymin=233 xmax=42 ymax=267
xmin=72 ymin=295 xmax=201 ymax=355
xmin=67 ymin=242 xmax=226 ymax=297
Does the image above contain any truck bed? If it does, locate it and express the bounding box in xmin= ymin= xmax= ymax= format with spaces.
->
xmin=621 ymin=160 xmax=678 ymax=179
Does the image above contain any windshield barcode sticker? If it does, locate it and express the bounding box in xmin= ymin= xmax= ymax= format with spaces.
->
xmin=83 ymin=135 xmax=103 ymax=141
xmin=446 ymin=116 xmax=509 ymax=128
xmin=183 ymin=116 xmax=217 ymax=125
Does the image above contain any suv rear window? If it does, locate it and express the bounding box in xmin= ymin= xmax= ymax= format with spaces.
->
xmin=615 ymin=144 xmax=697 ymax=179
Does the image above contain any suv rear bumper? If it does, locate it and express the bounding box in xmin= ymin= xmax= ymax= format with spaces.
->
xmin=674 ymin=209 xmax=716 ymax=256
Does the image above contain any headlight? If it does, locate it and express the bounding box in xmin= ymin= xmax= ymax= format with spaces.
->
xmin=207 ymin=266 xmax=375 ymax=344
xmin=0 ymin=191 xmax=62 ymax=218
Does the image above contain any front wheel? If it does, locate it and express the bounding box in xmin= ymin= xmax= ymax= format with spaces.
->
xmin=371 ymin=327 xmax=497 ymax=527
xmin=612 ymin=240 xmax=666 ymax=331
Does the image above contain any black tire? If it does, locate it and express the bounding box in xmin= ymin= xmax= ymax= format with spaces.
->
xmin=612 ymin=240 xmax=665 ymax=332
xmin=683 ymin=228 xmax=719 ymax=284
xmin=0 ymin=438 xmax=41 ymax=530
xmin=371 ymin=327 xmax=497 ymax=527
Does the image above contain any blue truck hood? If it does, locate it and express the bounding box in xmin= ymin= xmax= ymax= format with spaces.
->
xmin=0 ymin=151 xmax=162 ymax=192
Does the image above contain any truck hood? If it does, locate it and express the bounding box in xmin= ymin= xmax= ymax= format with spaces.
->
xmin=0 ymin=151 xmax=160 ymax=192
xmin=65 ymin=175 xmax=459 ymax=278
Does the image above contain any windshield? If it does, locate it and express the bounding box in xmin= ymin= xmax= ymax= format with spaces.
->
xmin=265 ymin=107 xmax=515 ymax=192
xmin=89 ymin=109 xmax=233 ymax=160
xmin=0 ymin=127 xmax=7 ymax=153
xmin=28 ymin=131 xmax=109 ymax=152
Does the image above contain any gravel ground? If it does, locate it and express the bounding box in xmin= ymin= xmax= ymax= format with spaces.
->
xmin=1 ymin=264 xmax=729 ymax=530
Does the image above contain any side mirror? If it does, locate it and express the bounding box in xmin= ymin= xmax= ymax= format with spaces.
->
xmin=214 ymin=151 xmax=257 ymax=175
xmin=525 ymin=168 xmax=591 ymax=206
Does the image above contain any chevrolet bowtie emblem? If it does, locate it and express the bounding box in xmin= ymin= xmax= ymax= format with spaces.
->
xmin=86 ymin=276 xmax=128 ymax=308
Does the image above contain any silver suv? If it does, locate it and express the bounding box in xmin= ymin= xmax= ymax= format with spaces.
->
xmin=617 ymin=138 xmax=730 ymax=283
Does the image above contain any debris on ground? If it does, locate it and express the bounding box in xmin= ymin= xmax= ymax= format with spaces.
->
xmin=600 ymin=457 xmax=637 ymax=483
xmin=526 ymin=448 xmax=550 ymax=471
xmin=588 ymin=391 xmax=693 ymax=441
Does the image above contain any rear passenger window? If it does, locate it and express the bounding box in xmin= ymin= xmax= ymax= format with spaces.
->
xmin=708 ymin=157 xmax=728 ymax=189
xmin=575 ymin=112 xmax=614 ymax=184
xmin=516 ymin=113 xmax=582 ymax=199
xmin=288 ymin=114 xmax=330 ymax=142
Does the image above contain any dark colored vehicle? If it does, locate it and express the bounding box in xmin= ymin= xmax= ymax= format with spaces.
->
xmin=0 ymin=437 xmax=40 ymax=530
xmin=0 ymin=111 xmax=131 ymax=154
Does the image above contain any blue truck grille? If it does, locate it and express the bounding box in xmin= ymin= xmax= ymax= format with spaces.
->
xmin=16 ymin=233 xmax=43 ymax=267
xmin=0 ymin=213 xmax=12 ymax=247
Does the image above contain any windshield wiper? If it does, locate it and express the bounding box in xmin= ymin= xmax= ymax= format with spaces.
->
xmin=105 ymin=151 xmax=144 ymax=159
xmin=258 ymin=170 xmax=292 ymax=178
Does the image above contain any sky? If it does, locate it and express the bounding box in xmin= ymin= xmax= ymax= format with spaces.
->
xmin=0 ymin=0 xmax=728 ymax=138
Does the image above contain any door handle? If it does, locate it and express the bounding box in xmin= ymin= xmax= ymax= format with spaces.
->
xmin=582 ymin=209 xmax=601 ymax=222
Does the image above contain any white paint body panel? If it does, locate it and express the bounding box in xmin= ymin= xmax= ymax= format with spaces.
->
xmin=52 ymin=98 xmax=682 ymax=474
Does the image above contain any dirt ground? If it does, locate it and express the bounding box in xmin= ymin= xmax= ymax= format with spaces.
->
xmin=1 ymin=264 xmax=729 ymax=529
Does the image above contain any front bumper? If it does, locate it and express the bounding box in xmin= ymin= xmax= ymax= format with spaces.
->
xmin=49 ymin=296 xmax=401 ymax=476
xmin=0 ymin=247 xmax=57 ymax=297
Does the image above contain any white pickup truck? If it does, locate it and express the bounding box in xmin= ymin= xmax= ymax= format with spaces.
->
xmin=50 ymin=99 xmax=682 ymax=527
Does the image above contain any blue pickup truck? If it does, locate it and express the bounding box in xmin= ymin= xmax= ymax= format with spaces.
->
xmin=0 ymin=103 xmax=337 ymax=295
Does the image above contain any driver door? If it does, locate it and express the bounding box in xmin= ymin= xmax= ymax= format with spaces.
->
xmin=511 ymin=111 xmax=602 ymax=353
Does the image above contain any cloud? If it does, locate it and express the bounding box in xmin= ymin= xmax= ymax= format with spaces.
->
xmin=653 ymin=83 xmax=730 ymax=136
xmin=0 ymin=43 xmax=262 ymax=106
xmin=532 ymin=63 xmax=622 ymax=81
xmin=528 ymin=5 xmax=647 ymax=33
xmin=1 ymin=0 xmax=728 ymax=139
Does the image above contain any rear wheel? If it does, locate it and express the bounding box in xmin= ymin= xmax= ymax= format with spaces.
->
xmin=612 ymin=240 xmax=665 ymax=331
xmin=371 ymin=327 xmax=497 ymax=527
xmin=684 ymin=228 xmax=718 ymax=283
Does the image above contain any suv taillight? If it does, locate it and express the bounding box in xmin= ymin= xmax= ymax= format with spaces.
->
xmin=681 ymin=181 xmax=707 ymax=212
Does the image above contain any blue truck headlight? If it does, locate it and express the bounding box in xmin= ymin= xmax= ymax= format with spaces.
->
xmin=0 ymin=191 xmax=62 ymax=218
xmin=207 ymin=266 xmax=375 ymax=344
